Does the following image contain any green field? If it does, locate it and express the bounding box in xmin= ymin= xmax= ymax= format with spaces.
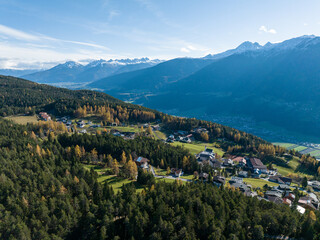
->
xmin=293 ymin=146 xmax=307 ymax=152
xmin=155 ymin=178 xmax=186 ymax=184
xmin=243 ymin=178 xmax=279 ymax=189
xmin=171 ymin=141 xmax=225 ymax=156
xmin=273 ymin=157 xmax=313 ymax=178
xmin=154 ymin=168 xmax=168 ymax=176
xmin=180 ymin=174 xmax=194 ymax=180
xmin=5 ymin=115 xmax=38 ymax=125
xmin=83 ymin=164 xmax=143 ymax=192
xmin=273 ymin=142 xmax=295 ymax=148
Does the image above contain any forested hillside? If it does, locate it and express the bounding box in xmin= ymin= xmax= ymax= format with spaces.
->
xmin=0 ymin=119 xmax=319 ymax=239
xmin=1 ymin=75 xmax=319 ymax=175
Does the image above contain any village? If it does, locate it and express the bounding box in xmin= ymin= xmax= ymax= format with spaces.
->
xmin=39 ymin=112 xmax=320 ymax=214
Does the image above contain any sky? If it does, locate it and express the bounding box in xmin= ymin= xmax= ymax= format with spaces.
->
xmin=1 ymin=0 xmax=320 ymax=69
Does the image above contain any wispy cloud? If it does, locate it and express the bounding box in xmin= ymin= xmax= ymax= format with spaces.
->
xmin=259 ymin=25 xmax=277 ymax=34
xmin=0 ymin=24 xmax=113 ymax=69
xmin=0 ymin=24 xmax=40 ymax=41
xmin=0 ymin=24 xmax=109 ymax=50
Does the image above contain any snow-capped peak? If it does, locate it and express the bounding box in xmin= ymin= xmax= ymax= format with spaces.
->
xmin=56 ymin=61 xmax=83 ymax=69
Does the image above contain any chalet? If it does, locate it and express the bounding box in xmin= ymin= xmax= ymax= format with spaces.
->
xmin=152 ymin=125 xmax=161 ymax=131
xmin=222 ymin=158 xmax=234 ymax=167
xmin=298 ymin=196 xmax=318 ymax=210
xmin=269 ymin=175 xmax=292 ymax=185
xmin=180 ymin=137 xmax=191 ymax=143
xmin=197 ymin=148 xmax=215 ymax=162
xmin=308 ymin=181 xmax=320 ymax=191
xmin=265 ymin=190 xmax=282 ymax=198
xmin=296 ymin=205 xmax=306 ymax=214
xmin=213 ymin=176 xmax=225 ymax=187
xmin=229 ymin=176 xmax=243 ymax=184
xmin=283 ymin=197 xmax=292 ymax=206
xmin=192 ymin=127 xmax=208 ymax=134
xmin=308 ymin=193 xmax=319 ymax=203
xmin=170 ymin=168 xmax=183 ymax=177
xmin=39 ymin=112 xmax=51 ymax=121
xmin=284 ymin=192 xmax=295 ymax=201
xmin=135 ymin=157 xmax=149 ymax=169
xmin=247 ymin=158 xmax=267 ymax=174
xmin=232 ymin=156 xmax=247 ymax=166
xmin=230 ymin=181 xmax=251 ymax=195
xmin=175 ymin=169 xmax=182 ymax=177
xmin=278 ymin=184 xmax=291 ymax=191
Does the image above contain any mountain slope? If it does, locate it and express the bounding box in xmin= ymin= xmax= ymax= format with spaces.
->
xmin=89 ymin=58 xmax=214 ymax=92
xmin=139 ymin=36 xmax=320 ymax=139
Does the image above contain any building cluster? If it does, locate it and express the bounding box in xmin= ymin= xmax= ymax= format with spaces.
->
xmin=195 ymin=147 xmax=320 ymax=213
xmin=39 ymin=112 xmax=51 ymax=121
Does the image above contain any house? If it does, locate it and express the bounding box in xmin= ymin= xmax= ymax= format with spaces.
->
xmin=230 ymin=181 xmax=251 ymax=194
xmin=193 ymin=127 xmax=208 ymax=134
xmin=229 ymin=176 xmax=243 ymax=184
xmin=298 ymin=196 xmax=318 ymax=210
xmin=213 ymin=176 xmax=225 ymax=187
xmin=284 ymin=192 xmax=295 ymax=201
xmin=39 ymin=112 xmax=51 ymax=121
xmin=222 ymin=158 xmax=234 ymax=167
xmin=269 ymin=175 xmax=292 ymax=185
xmin=265 ymin=190 xmax=283 ymax=198
xmin=197 ymin=148 xmax=215 ymax=162
xmin=152 ymin=125 xmax=161 ymax=131
xmin=135 ymin=157 xmax=149 ymax=169
xmin=283 ymin=197 xmax=292 ymax=206
xmin=296 ymin=205 xmax=306 ymax=214
xmin=247 ymin=158 xmax=267 ymax=174
xmin=308 ymin=192 xmax=319 ymax=203
xmin=232 ymin=156 xmax=247 ymax=166
xmin=238 ymin=171 xmax=248 ymax=178
xmin=308 ymin=181 xmax=320 ymax=191
xmin=175 ymin=169 xmax=183 ymax=177
xmin=278 ymin=184 xmax=291 ymax=191
xmin=180 ymin=137 xmax=191 ymax=143
xmin=170 ymin=168 xmax=183 ymax=177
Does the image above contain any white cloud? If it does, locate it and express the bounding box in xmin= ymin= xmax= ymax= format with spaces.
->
xmin=0 ymin=24 xmax=40 ymax=41
xmin=180 ymin=47 xmax=190 ymax=53
xmin=0 ymin=24 xmax=113 ymax=69
xmin=259 ymin=25 xmax=277 ymax=34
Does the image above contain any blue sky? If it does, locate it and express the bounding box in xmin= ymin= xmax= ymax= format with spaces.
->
xmin=0 ymin=0 xmax=320 ymax=69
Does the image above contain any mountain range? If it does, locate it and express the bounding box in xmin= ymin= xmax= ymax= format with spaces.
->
xmin=88 ymin=35 xmax=320 ymax=142
xmin=21 ymin=58 xmax=162 ymax=84
xmin=3 ymin=35 xmax=320 ymax=142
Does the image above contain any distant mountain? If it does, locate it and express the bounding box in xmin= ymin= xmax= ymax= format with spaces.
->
xmin=23 ymin=58 xmax=162 ymax=84
xmin=91 ymin=35 xmax=320 ymax=141
xmin=204 ymin=41 xmax=263 ymax=60
xmin=89 ymin=58 xmax=215 ymax=92
xmin=0 ymin=69 xmax=40 ymax=77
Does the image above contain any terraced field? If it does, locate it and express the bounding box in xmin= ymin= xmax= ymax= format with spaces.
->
xmin=274 ymin=142 xmax=320 ymax=159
